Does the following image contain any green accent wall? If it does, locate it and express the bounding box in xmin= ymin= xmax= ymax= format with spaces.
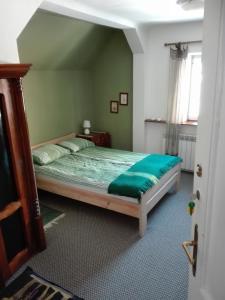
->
xmin=23 ymin=70 xmax=94 ymax=145
xmin=92 ymin=31 xmax=133 ymax=150
xmin=18 ymin=10 xmax=113 ymax=70
xmin=18 ymin=10 xmax=133 ymax=149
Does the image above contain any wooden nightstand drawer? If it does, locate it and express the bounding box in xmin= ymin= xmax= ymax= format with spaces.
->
xmin=76 ymin=131 xmax=111 ymax=147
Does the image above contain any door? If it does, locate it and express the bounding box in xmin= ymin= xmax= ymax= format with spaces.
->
xmin=186 ymin=1 xmax=225 ymax=299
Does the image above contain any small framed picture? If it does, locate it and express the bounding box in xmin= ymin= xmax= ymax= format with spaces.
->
xmin=110 ymin=100 xmax=119 ymax=113
xmin=119 ymin=92 xmax=128 ymax=105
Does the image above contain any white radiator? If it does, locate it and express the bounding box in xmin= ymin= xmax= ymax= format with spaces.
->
xmin=162 ymin=134 xmax=196 ymax=172
xmin=178 ymin=135 xmax=196 ymax=172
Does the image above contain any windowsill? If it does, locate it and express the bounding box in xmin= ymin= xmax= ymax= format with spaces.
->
xmin=180 ymin=121 xmax=198 ymax=126
xmin=145 ymin=119 xmax=166 ymax=124
xmin=145 ymin=119 xmax=198 ymax=126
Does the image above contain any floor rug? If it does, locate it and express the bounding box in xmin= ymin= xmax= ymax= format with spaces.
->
xmin=0 ymin=267 xmax=83 ymax=299
xmin=40 ymin=203 xmax=65 ymax=230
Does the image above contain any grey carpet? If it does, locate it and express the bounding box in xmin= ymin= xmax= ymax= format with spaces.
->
xmin=24 ymin=173 xmax=192 ymax=300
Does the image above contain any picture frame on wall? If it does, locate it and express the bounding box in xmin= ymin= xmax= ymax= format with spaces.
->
xmin=119 ymin=92 xmax=128 ymax=105
xmin=110 ymin=100 xmax=119 ymax=113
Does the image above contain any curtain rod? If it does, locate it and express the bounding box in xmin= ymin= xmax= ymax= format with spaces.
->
xmin=164 ymin=40 xmax=202 ymax=47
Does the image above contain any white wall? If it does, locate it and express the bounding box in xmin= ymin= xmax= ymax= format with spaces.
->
xmin=0 ymin=0 xmax=42 ymax=62
xmin=143 ymin=21 xmax=203 ymax=153
xmin=133 ymin=53 xmax=146 ymax=152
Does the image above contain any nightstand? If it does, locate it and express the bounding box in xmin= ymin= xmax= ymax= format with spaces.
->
xmin=76 ymin=131 xmax=111 ymax=147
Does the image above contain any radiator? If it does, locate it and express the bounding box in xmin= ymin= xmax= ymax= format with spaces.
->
xmin=178 ymin=135 xmax=196 ymax=172
xmin=162 ymin=134 xmax=196 ymax=172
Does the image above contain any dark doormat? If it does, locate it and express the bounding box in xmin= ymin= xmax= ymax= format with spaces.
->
xmin=0 ymin=267 xmax=83 ymax=299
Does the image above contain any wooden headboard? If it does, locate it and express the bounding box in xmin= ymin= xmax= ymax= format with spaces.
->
xmin=31 ymin=133 xmax=76 ymax=150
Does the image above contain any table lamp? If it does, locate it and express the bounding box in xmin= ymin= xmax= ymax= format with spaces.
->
xmin=83 ymin=120 xmax=91 ymax=135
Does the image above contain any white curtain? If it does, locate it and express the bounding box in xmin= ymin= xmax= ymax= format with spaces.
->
xmin=166 ymin=44 xmax=189 ymax=155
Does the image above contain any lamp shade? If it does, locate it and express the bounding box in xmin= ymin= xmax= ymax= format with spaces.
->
xmin=83 ymin=120 xmax=91 ymax=128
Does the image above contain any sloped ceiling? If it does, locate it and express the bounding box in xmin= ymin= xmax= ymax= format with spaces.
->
xmin=17 ymin=10 xmax=115 ymax=70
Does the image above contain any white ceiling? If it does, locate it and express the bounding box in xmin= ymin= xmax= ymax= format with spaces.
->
xmin=63 ymin=0 xmax=204 ymax=25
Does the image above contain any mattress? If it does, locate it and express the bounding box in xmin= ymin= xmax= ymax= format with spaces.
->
xmin=34 ymin=147 xmax=147 ymax=192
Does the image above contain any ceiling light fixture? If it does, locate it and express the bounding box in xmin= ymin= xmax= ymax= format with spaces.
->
xmin=177 ymin=0 xmax=204 ymax=10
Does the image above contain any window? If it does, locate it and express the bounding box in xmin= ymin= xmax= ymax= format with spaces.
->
xmin=186 ymin=53 xmax=202 ymax=122
xmin=167 ymin=49 xmax=202 ymax=126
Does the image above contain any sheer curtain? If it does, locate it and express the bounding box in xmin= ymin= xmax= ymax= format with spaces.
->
xmin=165 ymin=43 xmax=189 ymax=155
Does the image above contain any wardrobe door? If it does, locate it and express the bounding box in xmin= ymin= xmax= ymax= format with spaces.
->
xmin=0 ymin=65 xmax=46 ymax=286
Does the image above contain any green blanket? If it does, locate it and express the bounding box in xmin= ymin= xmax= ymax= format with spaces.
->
xmin=108 ymin=154 xmax=182 ymax=200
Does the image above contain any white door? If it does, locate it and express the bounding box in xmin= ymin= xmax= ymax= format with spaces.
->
xmin=187 ymin=1 xmax=225 ymax=300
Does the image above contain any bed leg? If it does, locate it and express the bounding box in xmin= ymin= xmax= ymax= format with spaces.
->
xmin=139 ymin=210 xmax=147 ymax=237
xmin=175 ymin=172 xmax=181 ymax=193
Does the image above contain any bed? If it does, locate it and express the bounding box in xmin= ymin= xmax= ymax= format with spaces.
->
xmin=31 ymin=133 xmax=181 ymax=237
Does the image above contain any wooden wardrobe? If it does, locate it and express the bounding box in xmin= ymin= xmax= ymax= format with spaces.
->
xmin=0 ymin=64 xmax=46 ymax=286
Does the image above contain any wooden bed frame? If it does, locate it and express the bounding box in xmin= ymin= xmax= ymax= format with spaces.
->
xmin=32 ymin=133 xmax=181 ymax=237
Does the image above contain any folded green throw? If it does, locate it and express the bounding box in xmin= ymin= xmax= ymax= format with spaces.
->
xmin=108 ymin=154 xmax=182 ymax=200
